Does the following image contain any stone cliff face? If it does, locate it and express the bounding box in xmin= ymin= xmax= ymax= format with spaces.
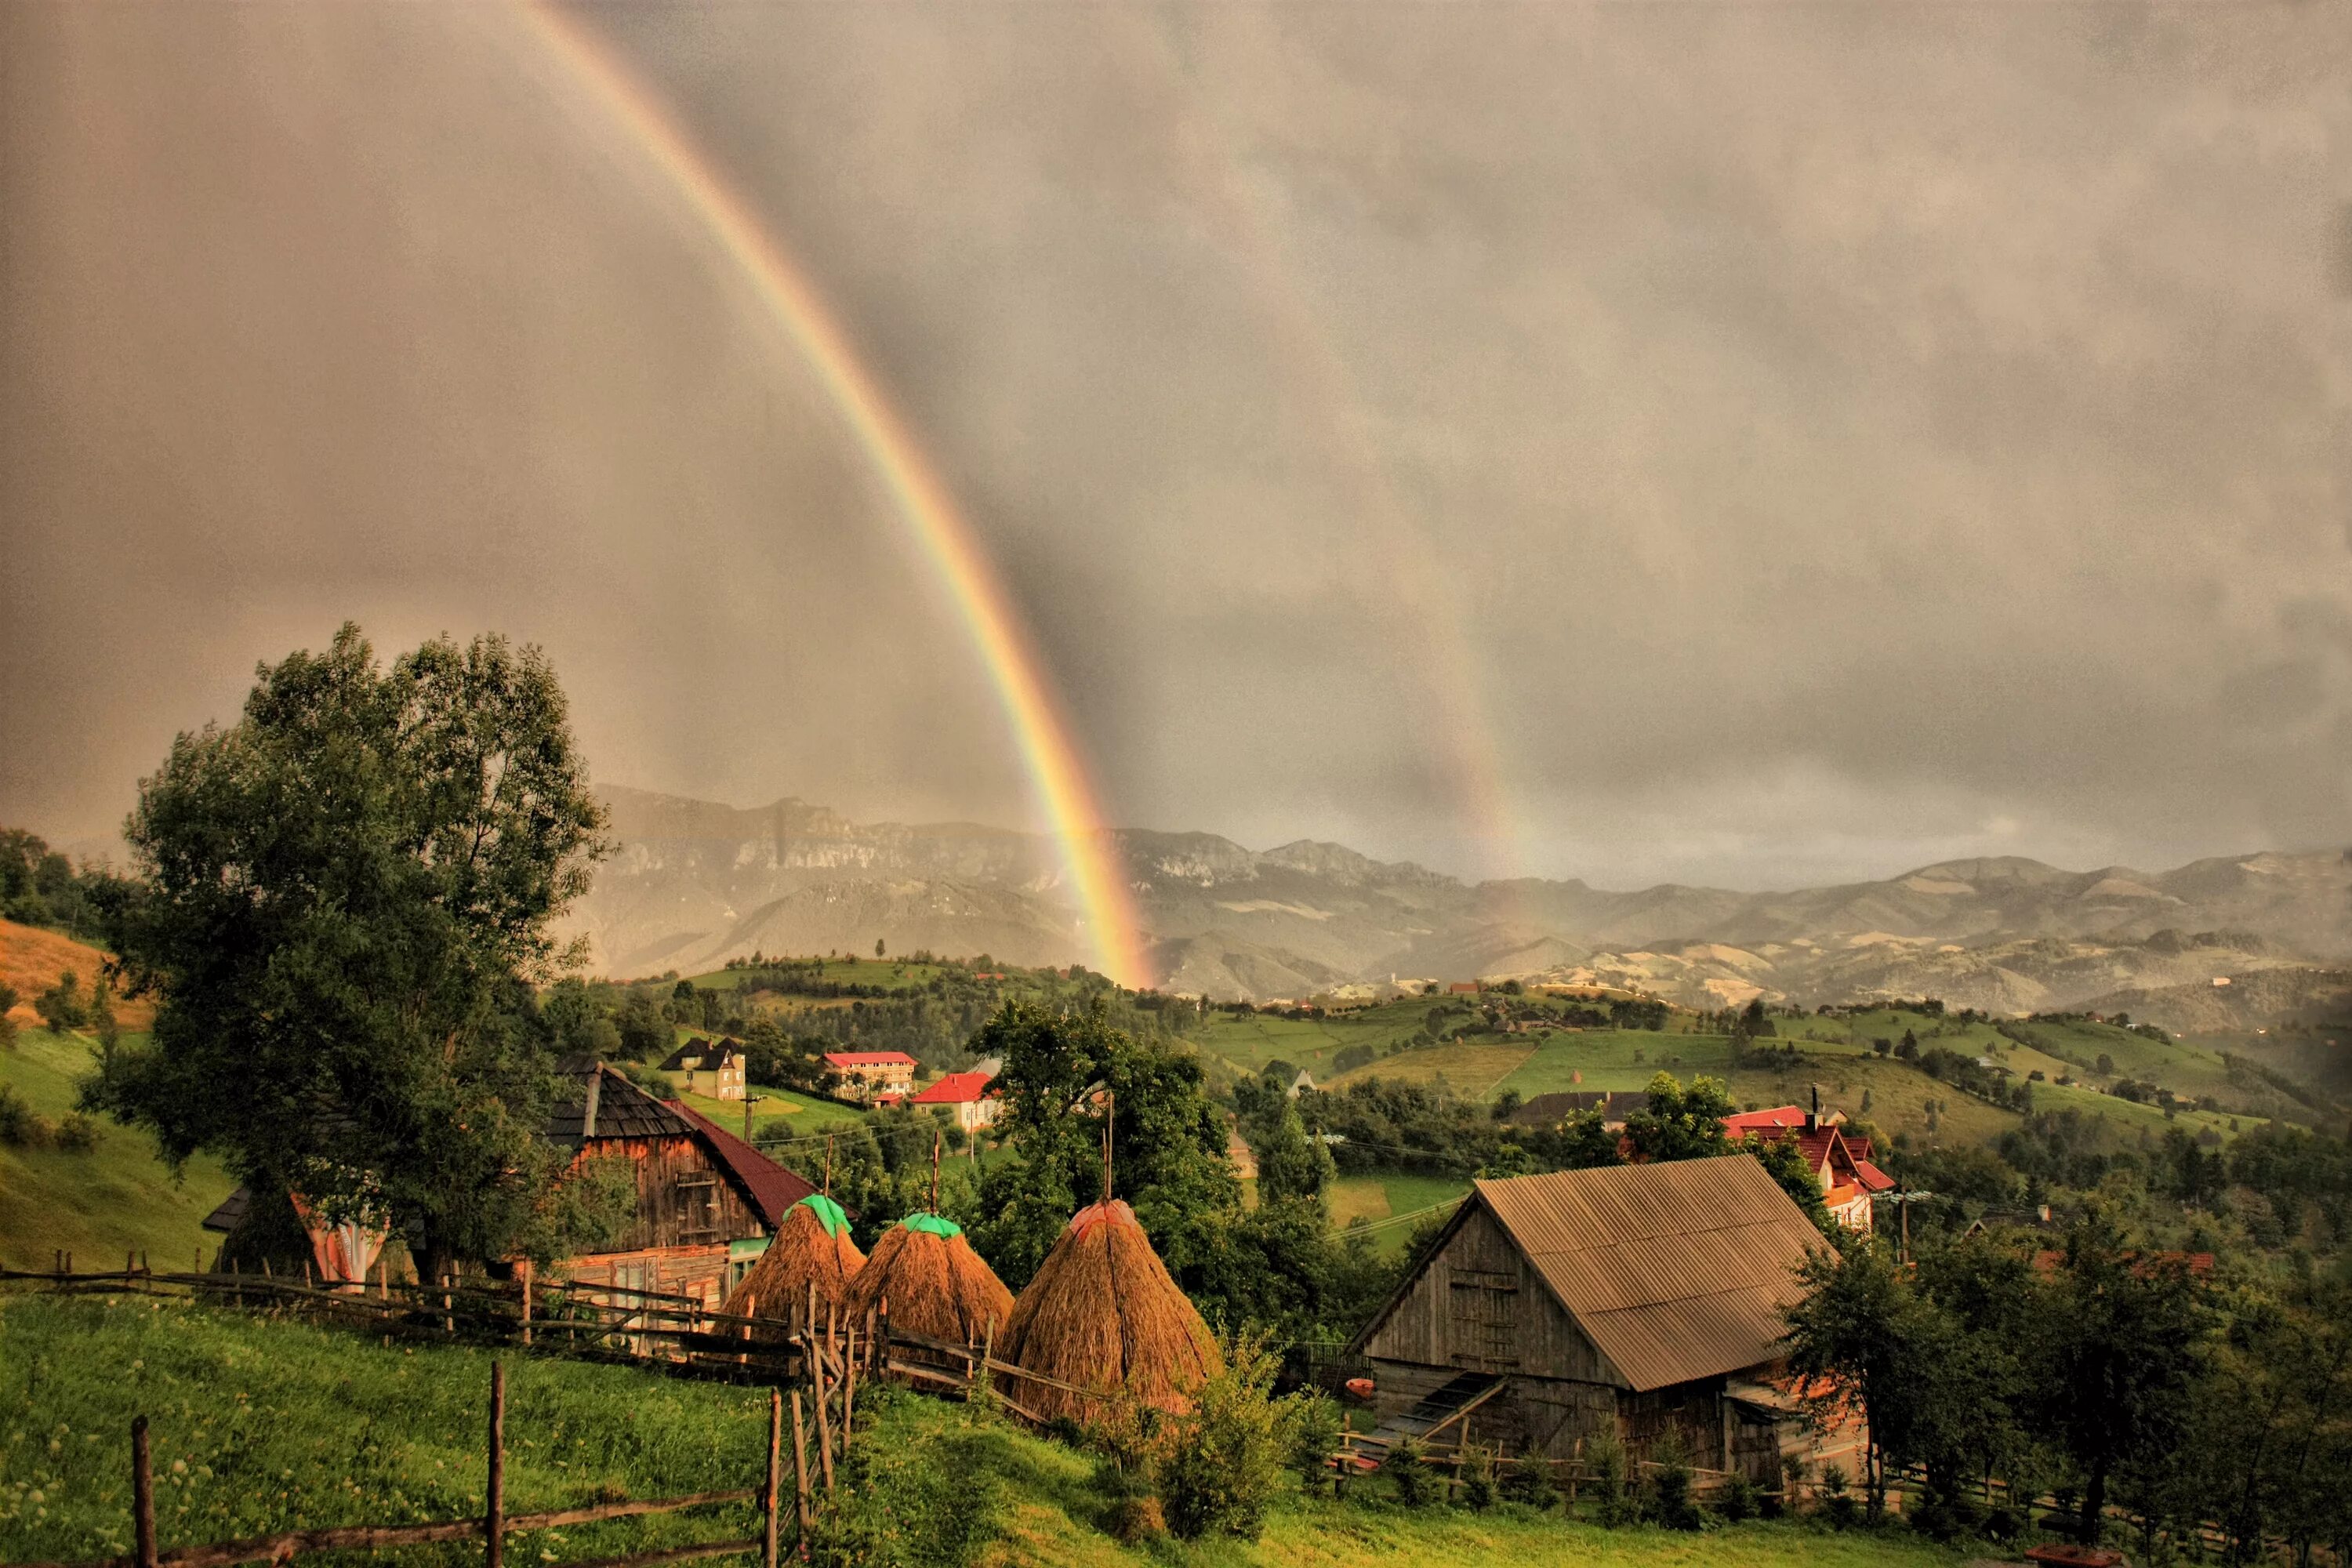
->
xmin=562 ymin=786 xmax=2350 ymax=1007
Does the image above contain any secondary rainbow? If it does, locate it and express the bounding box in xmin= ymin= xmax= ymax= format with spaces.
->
xmin=520 ymin=2 xmax=1150 ymax=987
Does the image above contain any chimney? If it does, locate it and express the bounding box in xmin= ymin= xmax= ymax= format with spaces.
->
xmin=1807 ymin=1083 xmax=1820 ymax=1132
xmin=583 ymin=1065 xmax=603 ymax=1139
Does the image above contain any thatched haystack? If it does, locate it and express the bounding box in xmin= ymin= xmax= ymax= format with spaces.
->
xmin=721 ymin=1194 xmax=863 ymax=1332
xmin=998 ymin=1199 xmax=1222 ymax=1424
xmin=844 ymin=1211 xmax=1014 ymax=1347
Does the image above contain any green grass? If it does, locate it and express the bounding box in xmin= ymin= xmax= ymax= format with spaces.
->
xmin=0 ymin=1295 xmax=771 ymax=1566
xmin=1 ymin=1297 xmax=1977 ymax=1568
xmin=664 ymin=1083 xmax=867 ymax=1141
xmin=1324 ymin=1042 xmax=1535 ymax=1098
xmin=1194 ymin=1007 xmax=1434 ymax=1076
xmin=1490 ymin=1031 xmax=1750 ymax=1099
xmin=1328 ymin=1174 xmax=1470 ymax=1257
xmin=0 ymin=1031 xmax=236 ymax=1273
xmin=686 ymin=956 xmax=956 ymax=993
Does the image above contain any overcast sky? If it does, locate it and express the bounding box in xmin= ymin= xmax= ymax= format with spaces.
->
xmin=3 ymin=1 xmax=2347 ymax=891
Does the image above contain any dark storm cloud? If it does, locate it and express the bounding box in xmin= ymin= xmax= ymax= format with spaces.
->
xmin=2 ymin=1 xmax=2347 ymax=890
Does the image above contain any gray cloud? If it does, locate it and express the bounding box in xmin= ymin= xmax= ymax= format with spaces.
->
xmin=2 ymin=0 xmax=2347 ymax=891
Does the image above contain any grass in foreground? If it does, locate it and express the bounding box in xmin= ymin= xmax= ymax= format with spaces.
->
xmin=0 ymin=1030 xmax=236 ymax=1272
xmin=0 ymin=1294 xmax=770 ymax=1566
xmin=3 ymin=1295 xmax=1978 ymax=1568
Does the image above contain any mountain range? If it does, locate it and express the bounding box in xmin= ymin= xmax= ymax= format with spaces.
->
xmin=563 ymin=786 xmax=2352 ymax=1023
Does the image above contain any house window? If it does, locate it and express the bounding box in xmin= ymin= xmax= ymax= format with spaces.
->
xmin=1449 ymin=1267 xmax=1519 ymax=1369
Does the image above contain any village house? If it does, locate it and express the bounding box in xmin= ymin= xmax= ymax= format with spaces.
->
xmin=1723 ymin=1096 xmax=1889 ymax=1232
xmin=822 ymin=1050 xmax=918 ymax=1102
xmin=659 ymin=1036 xmax=747 ymax=1101
xmin=205 ymin=1063 xmax=815 ymax=1305
xmin=909 ymin=1069 xmax=1000 ymax=1133
xmin=1348 ymin=1157 xmax=1862 ymax=1487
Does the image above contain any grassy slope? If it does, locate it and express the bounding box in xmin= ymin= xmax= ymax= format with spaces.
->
xmin=0 ymin=1029 xmax=235 ymax=1272
xmin=0 ymin=1295 xmax=771 ymax=1566
xmin=1 ymin=919 xmax=156 ymax=1033
xmin=686 ymin=956 xmax=956 ymax=993
xmin=2 ymin=1298 xmax=1972 ymax=1568
xmin=1327 ymin=1174 xmax=1473 ymax=1256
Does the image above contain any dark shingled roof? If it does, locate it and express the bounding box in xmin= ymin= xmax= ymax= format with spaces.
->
xmin=201 ymin=1186 xmax=252 ymax=1233
xmin=546 ymin=1062 xmax=697 ymax=1147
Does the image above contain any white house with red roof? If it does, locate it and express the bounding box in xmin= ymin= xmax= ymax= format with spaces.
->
xmin=822 ymin=1050 xmax=917 ymax=1102
xmin=1723 ymin=1091 xmax=1886 ymax=1234
xmin=910 ymin=1069 xmax=1000 ymax=1133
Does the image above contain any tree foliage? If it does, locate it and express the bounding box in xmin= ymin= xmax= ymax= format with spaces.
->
xmin=85 ymin=625 xmax=612 ymax=1273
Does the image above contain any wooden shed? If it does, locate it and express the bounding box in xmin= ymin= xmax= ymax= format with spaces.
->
xmin=1347 ymin=1156 xmax=1860 ymax=1484
xmin=542 ymin=1064 xmax=811 ymax=1308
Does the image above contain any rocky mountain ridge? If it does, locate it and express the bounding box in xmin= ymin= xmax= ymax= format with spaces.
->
xmin=562 ymin=786 xmax=2350 ymax=1016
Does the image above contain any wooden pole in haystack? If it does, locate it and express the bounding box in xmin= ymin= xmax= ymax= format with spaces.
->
xmin=485 ymin=1362 xmax=506 ymax=1568
xmin=132 ymin=1415 xmax=156 ymax=1568
xmin=930 ymin=1131 xmax=942 ymax=1215
xmin=811 ymin=1342 xmax=836 ymax=1496
xmin=763 ymin=1389 xmax=782 ymax=1568
xmin=822 ymin=1137 xmax=833 ymax=1197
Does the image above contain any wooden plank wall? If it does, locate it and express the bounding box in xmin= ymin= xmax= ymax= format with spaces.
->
xmin=579 ymin=1136 xmax=765 ymax=1257
xmin=1359 ymin=1203 xmax=1613 ymax=1383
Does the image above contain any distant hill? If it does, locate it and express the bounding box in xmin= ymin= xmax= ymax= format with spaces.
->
xmin=561 ymin=786 xmax=2351 ymax=1010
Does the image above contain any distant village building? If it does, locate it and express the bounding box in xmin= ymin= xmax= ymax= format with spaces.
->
xmin=659 ymin=1036 xmax=747 ymax=1101
xmin=1446 ymin=982 xmax=1480 ymax=996
xmin=1723 ymin=1095 xmax=1890 ymax=1232
xmin=910 ymin=1069 xmax=1001 ymax=1133
xmin=1349 ymin=1160 xmax=1862 ymax=1485
xmin=822 ymin=1051 xmax=918 ymax=1102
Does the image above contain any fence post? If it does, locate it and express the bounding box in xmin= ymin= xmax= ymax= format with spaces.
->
xmin=764 ymin=1389 xmax=782 ymax=1568
xmin=521 ymin=1269 xmax=533 ymax=1349
xmin=789 ymin=1391 xmax=813 ymax=1549
xmin=485 ymin=1361 xmax=506 ymax=1568
xmin=132 ymin=1414 xmax=157 ymax=1568
xmin=811 ymin=1348 xmax=836 ymax=1496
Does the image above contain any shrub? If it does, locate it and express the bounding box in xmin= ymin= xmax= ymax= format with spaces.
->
xmin=1499 ymin=1453 xmax=1559 ymax=1510
xmin=1644 ymin=1431 xmax=1704 ymax=1530
xmin=1460 ymin=1445 xmax=1497 ymax=1510
xmin=1718 ymin=1472 xmax=1759 ymax=1522
xmin=1818 ymin=1463 xmax=1858 ymax=1529
xmin=1154 ymin=1333 xmax=1303 ymax=1541
xmin=55 ymin=1111 xmax=103 ymax=1152
xmin=1288 ymin=1390 xmax=1343 ymax=1476
xmin=1584 ymin=1432 xmax=1633 ymax=1526
xmin=0 ymin=1084 xmax=51 ymax=1147
xmin=1388 ymin=1438 xmax=1437 ymax=1507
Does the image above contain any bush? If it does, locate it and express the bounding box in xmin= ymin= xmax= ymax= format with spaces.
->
xmin=54 ymin=1110 xmax=103 ymax=1152
xmin=1288 ymin=1390 xmax=1343 ymax=1476
xmin=0 ymin=1084 xmax=51 ymax=1147
xmin=1718 ymin=1472 xmax=1759 ymax=1522
xmin=1818 ymin=1463 xmax=1858 ymax=1529
xmin=1460 ymin=1445 xmax=1497 ymax=1510
xmin=1499 ymin=1453 xmax=1559 ymax=1510
xmin=1584 ymin=1432 xmax=1633 ymax=1526
xmin=1644 ymin=1431 xmax=1704 ymax=1530
xmin=1154 ymin=1334 xmax=1305 ymax=1541
xmin=1388 ymin=1438 xmax=1438 ymax=1507
xmin=1909 ymin=1486 xmax=1986 ymax=1541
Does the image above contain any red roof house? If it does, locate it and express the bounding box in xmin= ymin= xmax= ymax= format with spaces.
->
xmin=910 ymin=1070 xmax=1001 ymax=1133
xmin=1726 ymin=1102 xmax=1876 ymax=1233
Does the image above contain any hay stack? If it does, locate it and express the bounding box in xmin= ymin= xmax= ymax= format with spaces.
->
xmin=998 ymin=1199 xmax=1222 ymax=1424
xmin=845 ymin=1212 xmax=1014 ymax=1347
xmin=721 ymin=1194 xmax=863 ymax=1333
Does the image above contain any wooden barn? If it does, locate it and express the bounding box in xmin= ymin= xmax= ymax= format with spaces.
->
xmin=1347 ymin=1156 xmax=1861 ymax=1485
xmin=541 ymin=1062 xmax=815 ymax=1308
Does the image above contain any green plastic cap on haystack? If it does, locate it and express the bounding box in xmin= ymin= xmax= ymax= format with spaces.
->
xmin=792 ymin=1194 xmax=850 ymax=1238
xmin=899 ymin=1211 xmax=963 ymax=1239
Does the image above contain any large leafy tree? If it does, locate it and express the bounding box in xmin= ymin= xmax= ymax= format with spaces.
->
xmin=1781 ymin=1237 xmax=1956 ymax=1518
xmin=85 ymin=625 xmax=611 ymax=1275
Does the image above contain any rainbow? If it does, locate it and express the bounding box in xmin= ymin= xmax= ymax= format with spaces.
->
xmin=517 ymin=2 xmax=1152 ymax=987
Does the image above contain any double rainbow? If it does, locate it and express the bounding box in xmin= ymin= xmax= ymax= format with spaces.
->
xmin=521 ymin=3 xmax=1151 ymax=988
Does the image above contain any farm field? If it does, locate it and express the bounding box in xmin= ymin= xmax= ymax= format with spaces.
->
xmin=1195 ymin=1005 xmax=1434 ymax=1076
xmin=1327 ymin=1173 xmax=1472 ymax=1255
xmin=664 ymin=1083 xmax=868 ymax=1140
xmin=1323 ymin=1040 xmax=1534 ymax=1098
xmin=1 ymin=919 xmax=154 ymax=1033
xmin=0 ymin=1029 xmax=234 ymax=1272
xmin=1489 ymin=1031 xmax=1752 ymax=1100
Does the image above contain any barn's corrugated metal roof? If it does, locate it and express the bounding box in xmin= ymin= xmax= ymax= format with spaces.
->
xmin=1474 ymin=1158 xmax=1826 ymax=1393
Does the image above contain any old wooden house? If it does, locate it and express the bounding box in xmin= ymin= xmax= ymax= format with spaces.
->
xmin=543 ymin=1063 xmax=815 ymax=1307
xmin=1348 ymin=1156 xmax=1861 ymax=1485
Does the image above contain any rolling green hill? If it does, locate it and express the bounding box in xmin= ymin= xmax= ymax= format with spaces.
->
xmin=0 ymin=1029 xmax=235 ymax=1272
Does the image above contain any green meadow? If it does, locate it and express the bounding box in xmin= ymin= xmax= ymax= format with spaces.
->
xmin=0 ymin=1029 xmax=236 ymax=1274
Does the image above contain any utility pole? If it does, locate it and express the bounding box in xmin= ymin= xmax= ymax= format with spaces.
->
xmin=1879 ymin=1191 xmax=1934 ymax=1265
